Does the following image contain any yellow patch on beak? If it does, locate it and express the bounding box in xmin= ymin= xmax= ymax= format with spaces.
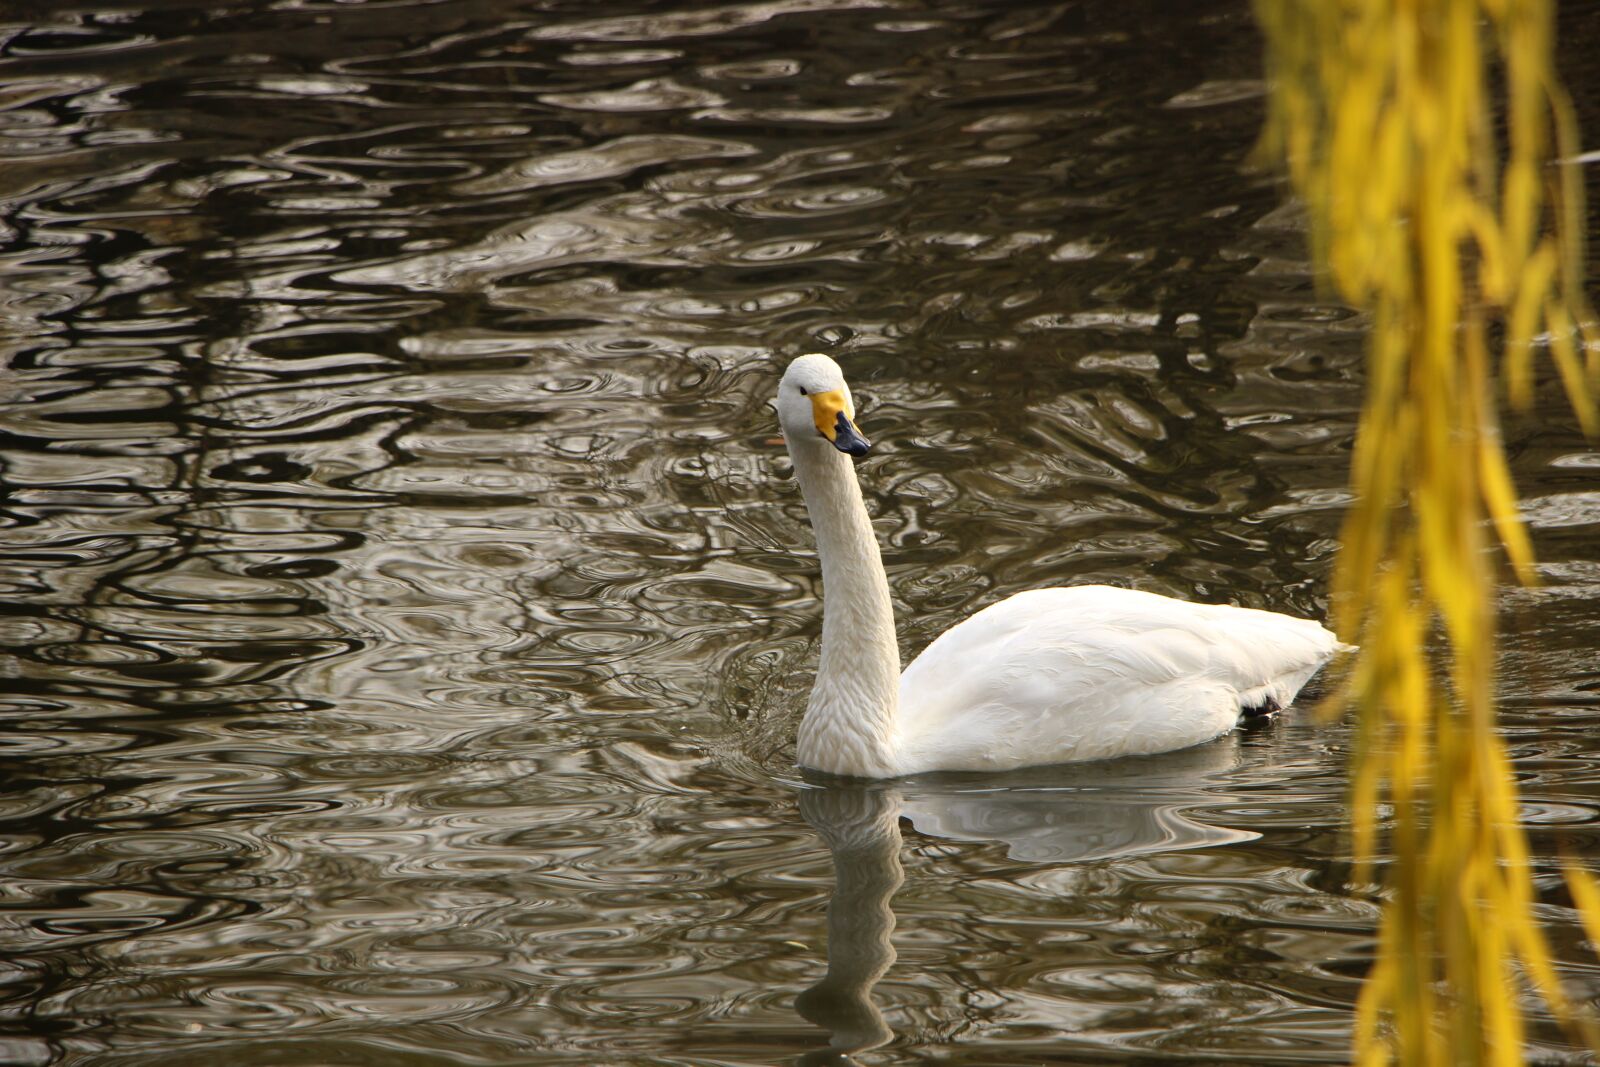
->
xmin=809 ymin=389 xmax=854 ymax=441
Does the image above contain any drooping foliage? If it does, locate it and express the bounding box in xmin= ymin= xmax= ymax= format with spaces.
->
xmin=1254 ymin=1 xmax=1598 ymax=1063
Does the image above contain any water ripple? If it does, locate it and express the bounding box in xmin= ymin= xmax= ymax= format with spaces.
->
xmin=1 ymin=2 xmax=1598 ymax=1066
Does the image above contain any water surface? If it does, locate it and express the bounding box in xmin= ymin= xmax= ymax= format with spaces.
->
xmin=3 ymin=2 xmax=1600 ymax=1064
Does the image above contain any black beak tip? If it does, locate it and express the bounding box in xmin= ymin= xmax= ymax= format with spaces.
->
xmin=832 ymin=411 xmax=871 ymax=458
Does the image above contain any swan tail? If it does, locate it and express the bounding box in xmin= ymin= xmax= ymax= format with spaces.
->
xmin=1236 ymin=651 xmax=1335 ymax=719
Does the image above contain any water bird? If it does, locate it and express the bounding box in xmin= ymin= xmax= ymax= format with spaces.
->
xmin=775 ymin=353 xmax=1349 ymax=779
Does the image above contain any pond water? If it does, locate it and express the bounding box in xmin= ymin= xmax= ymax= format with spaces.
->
xmin=3 ymin=1 xmax=1600 ymax=1064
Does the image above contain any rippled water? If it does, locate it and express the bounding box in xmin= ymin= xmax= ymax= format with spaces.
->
xmin=3 ymin=2 xmax=1599 ymax=1064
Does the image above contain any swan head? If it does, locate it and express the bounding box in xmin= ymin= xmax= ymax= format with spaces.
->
xmin=777 ymin=353 xmax=871 ymax=458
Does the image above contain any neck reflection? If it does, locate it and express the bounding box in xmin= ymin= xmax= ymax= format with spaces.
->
xmin=795 ymin=783 xmax=904 ymax=1066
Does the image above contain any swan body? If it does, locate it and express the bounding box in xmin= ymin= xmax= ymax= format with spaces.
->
xmin=775 ymin=353 xmax=1347 ymax=779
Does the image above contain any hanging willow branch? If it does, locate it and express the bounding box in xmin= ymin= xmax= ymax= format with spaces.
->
xmin=1253 ymin=1 xmax=1598 ymax=1064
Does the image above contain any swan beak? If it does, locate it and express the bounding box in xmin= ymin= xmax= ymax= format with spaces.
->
xmin=831 ymin=413 xmax=871 ymax=457
xmin=810 ymin=389 xmax=870 ymax=457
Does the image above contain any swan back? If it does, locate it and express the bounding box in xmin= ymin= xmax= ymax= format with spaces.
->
xmin=894 ymin=586 xmax=1341 ymax=773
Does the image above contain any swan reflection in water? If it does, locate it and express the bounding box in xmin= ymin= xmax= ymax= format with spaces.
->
xmin=793 ymin=735 xmax=1262 ymax=1063
xmin=795 ymin=784 xmax=903 ymax=1066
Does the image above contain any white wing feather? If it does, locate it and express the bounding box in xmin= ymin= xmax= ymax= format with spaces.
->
xmin=894 ymin=585 xmax=1342 ymax=773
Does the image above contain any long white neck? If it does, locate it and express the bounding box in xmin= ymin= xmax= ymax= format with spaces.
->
xmin=788 ymin=438 xmax=901 ymax=778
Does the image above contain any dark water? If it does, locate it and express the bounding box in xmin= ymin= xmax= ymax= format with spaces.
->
xmin=2 ymin=1 xmax=1599 ymax=1063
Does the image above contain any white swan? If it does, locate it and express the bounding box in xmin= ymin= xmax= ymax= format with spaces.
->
xmin=775 ymin=353 xmax=1348 ymax=779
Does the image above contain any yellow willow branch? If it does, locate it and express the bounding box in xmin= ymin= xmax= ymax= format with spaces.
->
xmin=1254 ymin=0 xmax=1600 ymax=1062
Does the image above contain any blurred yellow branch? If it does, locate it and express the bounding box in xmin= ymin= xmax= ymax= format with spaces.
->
xmin=1254 ymin=0 xmax=1600 ymax=1062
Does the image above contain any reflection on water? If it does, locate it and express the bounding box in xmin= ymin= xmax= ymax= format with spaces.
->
xmin=797 ymin=785 xmax=902 ymax=1066
xmin=797 ymin=742 xmax=1263 ymax=1063
xmin=898 ymin=738 xmax=1260 ymax=864
xmin=2 ymin=0 xmax=1600 ymax=1064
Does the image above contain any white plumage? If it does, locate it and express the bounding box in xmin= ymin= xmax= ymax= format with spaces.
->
xmin=897 ymin=586 xmax=1338 ymax=771
xmin=775 ymin=353 xmax=1347 ymax=779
